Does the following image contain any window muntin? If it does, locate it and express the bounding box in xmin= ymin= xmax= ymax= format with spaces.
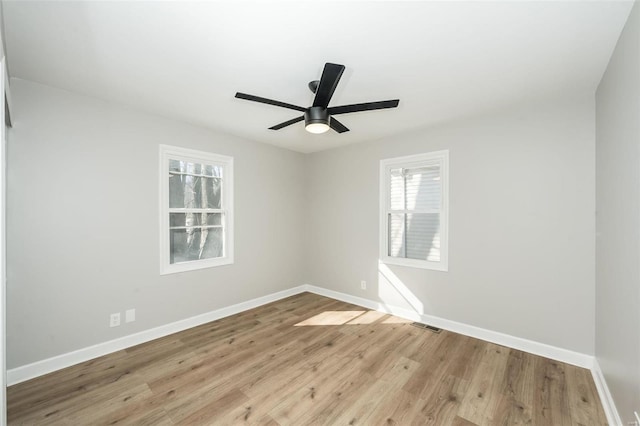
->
xmin=160 ymin=145 xmax=233 ymax=274
xmin=380 ymin=151 xmax=448 ymax=271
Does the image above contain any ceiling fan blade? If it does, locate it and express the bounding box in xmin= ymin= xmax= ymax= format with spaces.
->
xmin=312 ymin=63 xmax=345 ymax=108
xmin=329 ymin=117 xmax=349 ymax=133
xmin=327 ymin=99 xmax=400 ymax=115
xmin=269 ymin=115 xmax=304 ymax=130
xmin=235 ymin=92 xmax=306 ymax=112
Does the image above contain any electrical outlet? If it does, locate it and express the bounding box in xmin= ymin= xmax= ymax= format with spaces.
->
xmin=109 ymin=313 xmax=121 ymax=327
xmin=125 ymin=308 xmax=136 ymax=323
xmin=360 ymin=280 xmax=366 ymax=290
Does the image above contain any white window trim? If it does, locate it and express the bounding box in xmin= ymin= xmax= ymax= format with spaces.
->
xmin=159 ymin=145 xmax=234 ymax=275
xmin=379 ymin=150 xmax=449 ymax=271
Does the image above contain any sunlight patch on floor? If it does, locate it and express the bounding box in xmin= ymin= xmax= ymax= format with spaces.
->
xmin=294 ymin=311 xmax=366 ymax=326
xmin=346 ymin=310 xmax=387 ymax=325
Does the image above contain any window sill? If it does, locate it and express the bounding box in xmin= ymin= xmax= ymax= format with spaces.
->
xmin=160 ymin=257 xmax=234 ymax=275
xmin=380 ymin=256 xmax=448 ymax=272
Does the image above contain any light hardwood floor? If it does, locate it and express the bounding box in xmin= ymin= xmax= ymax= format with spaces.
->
xmin=7 ymin=292 xmax=607 ymax=425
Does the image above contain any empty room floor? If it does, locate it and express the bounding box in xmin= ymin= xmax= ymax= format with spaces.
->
xmin=7 ymin=292 xmax=606 ymax=425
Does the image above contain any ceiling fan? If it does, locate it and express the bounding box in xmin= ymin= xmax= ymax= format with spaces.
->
xmin=235 ymin=63 xmax=400 ymax=134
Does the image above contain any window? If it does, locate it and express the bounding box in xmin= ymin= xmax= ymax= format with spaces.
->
xmin=160 ymin=145 xmax=233 ymax=274
xmin=380 ymin=151 xmax=449 ymax=271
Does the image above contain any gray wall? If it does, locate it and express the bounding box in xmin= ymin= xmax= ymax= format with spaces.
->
xmin=306 ymin=95 xmax=596 ymax=354
xmin=6 ymin=78 xmax=599 ymax=370
xmin=6 ymin=79 xmax=306 ymax=368
xmin=595 ymin=1 xmax=640 ymax=423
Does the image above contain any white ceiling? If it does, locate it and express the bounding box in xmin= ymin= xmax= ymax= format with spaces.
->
xmin=2 ymin=1 xmax=634 ymax=153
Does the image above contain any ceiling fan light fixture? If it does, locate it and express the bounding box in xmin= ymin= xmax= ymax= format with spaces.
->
xmin=304 ymin=107 xmax=330 ymax=134
xmin=305 ymin=122 xmax=330 ymax=134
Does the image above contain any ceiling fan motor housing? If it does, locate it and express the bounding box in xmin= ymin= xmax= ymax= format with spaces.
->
xmin=305 ymin=106 xmax=329 ymax=126
xmin=304 ymin=106 xmax=331 ymax=133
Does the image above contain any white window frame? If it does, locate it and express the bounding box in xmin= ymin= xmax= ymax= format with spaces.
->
xmin=379 ymin=150 xmax=449 ymax=271
xmin=159 ymin=145 xmax=234 ymax=275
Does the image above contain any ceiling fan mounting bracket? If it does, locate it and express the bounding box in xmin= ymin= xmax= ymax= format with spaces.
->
xmin=308 ymin=80 xmax=320 ymax=94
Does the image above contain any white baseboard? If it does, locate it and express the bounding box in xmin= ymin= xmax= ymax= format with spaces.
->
xmin=7 ymin=285 xmax=307 ymax=386
xmin=303 ymin=284 xmax=594 ymax=369
xmin=591 ymin=359 xmax=623 ymax=426
xmin=8 ymin=283 xmax=596 ymax=387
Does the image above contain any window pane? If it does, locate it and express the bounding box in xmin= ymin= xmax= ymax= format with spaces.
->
xmin=205 ymin=177 xmax=222 ymax=208
xmin=169 ymin=160 xmax=223 ymax=177
xmin=405 ymin=167 xmax=440 ymax=210
xmin=389 ymin=165 xmax=440 ymax=211
xmin=390 ymin=169 xmax=405 ymax=210
xmin=169 ymin=175 xmax=222 ymax=209
xmin=169 ymin=159 xmax=182 ymax=173
xmin=204 ymin=164 xmax=223 ymax=178
xmin=406 ymin=213 xmax=440 ymax=261
xmin=388 ymin=213 xmax=405 ymax=257
xmin=388 ymin=213 xmax=440 ymax=261
xmin=169 ymin=173 xmax=185 ymax=208
xmin=170 ymin=227 xmax=223 ymax=264
xmin=185 ymin=161 xmax=202 ymax=175
xmin=170 ymin=213 xmax=222 ymax=227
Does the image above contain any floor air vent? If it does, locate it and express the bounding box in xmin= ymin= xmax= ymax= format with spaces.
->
xmin=410 ymin=322 xmax=442 ymax=333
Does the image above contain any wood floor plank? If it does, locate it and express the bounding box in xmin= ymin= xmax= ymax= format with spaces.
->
xmin=454 ymin=342 xmax=511 ymax=424
xmin=566 ymin=364 xmax=608 ymax=425
xmin=397 ymin=325 xmax=448 ymax=363
xmin=448 ymin=335 xmax=487 ymax=382
xmin=61 ymin=382 xmax=155 ymax=425
xmin=362 ymin=388 xmax=424 ymax=426
xmin=532 ymin=356 xmax=573 ymax=426
xmin=7 ymin=292 xmax=607 ymax=425
xmin=300 ymin=354 xmax=414 ymax=425
xmin=157 ymin=339 xmax=303 ymax=419
xmin=7 ymin=349 xmax=133 ymax=415
xmin=133 ymin=349 xmax=203 ymax=385
xmin=401 ymin=331 xmax=465 ymax=398
xmin=268 ymin=354 xmax=359 ymax=424
xmin=350 ymin=355 xmax=422 ymax=425
xmin=171 ymin=388 xmax=248 ymax=424
xmin=298 ymin=370 xmax=378 ymax=426
xmin=9 ymin=371 xmax=148 ymax=425
xmin=492 ymin=349 xmax=536 ymax=425
xmin=452 ymin=415 xmax=481 ymax=426
xmin=417 ymin=374 xmax=470 ymax=425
